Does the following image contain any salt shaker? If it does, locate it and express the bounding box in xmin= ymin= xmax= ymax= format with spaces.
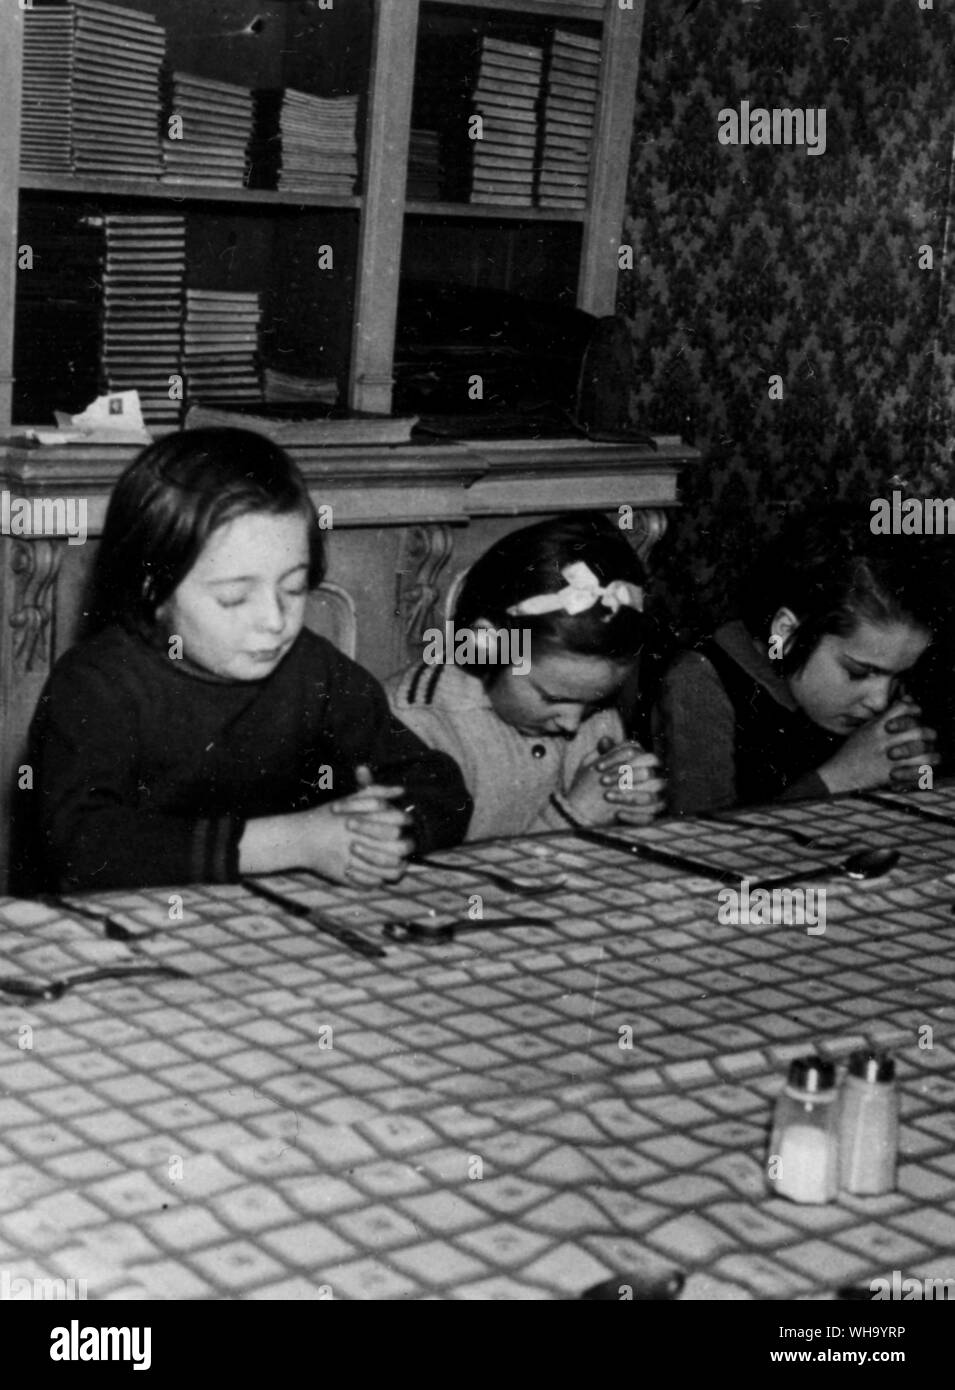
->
xmin=838 ymin=1048 xmax=899 ymax=1195
xmin=767 ymin=1055 xmax=839 ymax=1204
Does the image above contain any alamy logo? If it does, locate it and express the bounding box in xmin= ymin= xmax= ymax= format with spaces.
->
xmin=50 ymin=1321 xmax=151 ymax=1370
xmin=718 ymin=101 xmax=826 ymax=156
xmin=870 ymin=491 xmax=955 ymax=535
xmin=0 ymin=1269 xmax=87 ymax=1300
xmin=422 ymin=623 xmax=531 ymax=675
xmin=717 ymin=878 xmax=826 ymax=935
xmin=0 ymin=490 xmax=88 ymax=545
xmin=870 ymin=1271 xmax=954 ymax=1300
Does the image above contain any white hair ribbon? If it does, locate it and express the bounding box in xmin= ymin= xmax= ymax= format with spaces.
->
xmin=506 ymin=561 xmax=644 ymax=618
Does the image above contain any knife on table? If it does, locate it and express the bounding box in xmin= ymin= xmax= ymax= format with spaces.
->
xmin=854 ymin=789 xmax=955 ymax=829
xmin=241 ymin=878 xmax=387 ymax=959
xmin=560 ymin=819 xmax=745 ymax=888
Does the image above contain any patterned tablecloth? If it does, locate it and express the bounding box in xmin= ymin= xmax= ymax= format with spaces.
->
xmin=0 ymin=788 xmax=953 ymax=1300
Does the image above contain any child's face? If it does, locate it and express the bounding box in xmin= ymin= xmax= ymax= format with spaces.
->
xmin=157 ymin=510 xmax=309 ymax=681
xmin=787 ymin=617 xmax=931 ymax=734
xmin=487 ymin=649 xmax=631 ymax=738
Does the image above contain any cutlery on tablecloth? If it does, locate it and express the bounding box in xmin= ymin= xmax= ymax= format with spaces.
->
xmin=716 ymin=814 xmax=851 ymax=852
xmin=564 ymin=821 xmax=744 ymax=886
xmin=854 ymin=789 xmax=955 ymax=830
xmin=382 ymin=914 xmax=556 ymax=944
xmin=241 ymin=878 xmax=387 ymax=959
xmin=0 ymin=963 xmax=189 ymax=1002
xmin=43 ymin=894 xmax=144 ymax=940
xmin=411 ymin=856 xmax=566 ymax=897
xmin=747 ymin=846 xmax=900 ymax=894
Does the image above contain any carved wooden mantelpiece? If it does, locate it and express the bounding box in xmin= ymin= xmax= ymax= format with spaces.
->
xmin=0 ymin=433 xmax=698 ymax=887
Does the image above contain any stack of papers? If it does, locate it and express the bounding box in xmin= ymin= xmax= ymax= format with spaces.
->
xmin=21 ymin=5 xmax=74 ymax=173
xmin=407 ymin=129 xmax=443 ymax=201
xmin=470 ymin=35 xmax=543 ymax=207
xmin=183 ymin=290 xmax=263 ymax=405
xmin=538 ymin=28 xmax=601 ymax=210
xmin=254 ymin=89 xmax=359 ymax=195
xmin=98 ymin=213 xmax=186 ymax=427
xmin=71 ymin=0 xmax=165 ymax=179
xmin=162 ymin=71 xmax=255 ymax=187
xmin=263 ymin=367 xmax=338 ymax=406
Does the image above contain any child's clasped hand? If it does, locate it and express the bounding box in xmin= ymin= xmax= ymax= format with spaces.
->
xmin=818 ymin=699 xmax=939 ymax=795
xmin=318 ymin=764 xmax=414 ymax=886
xmin=566 ymin=740 xmax=666 ymax=827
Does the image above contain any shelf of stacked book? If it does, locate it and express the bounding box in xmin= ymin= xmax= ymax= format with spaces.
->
xmin=19 ymin=173 xmax=362 ymax=210
xmin=20 ymin=2 xmax=364 ymax=203
xmin=410 ymin=9 xmax=603 ymax=217
xmin=404 ymin=198 xmax=584 ymax=221
xmin=435 ymin=0 xmax=605 ymax=17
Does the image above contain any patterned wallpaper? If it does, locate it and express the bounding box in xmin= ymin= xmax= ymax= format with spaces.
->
xmin=620 ymin=0 xmax=955 ymax=636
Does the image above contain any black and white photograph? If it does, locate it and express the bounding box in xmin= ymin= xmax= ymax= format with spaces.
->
xmin=0 ymin=0 xmax=952 ymax=1359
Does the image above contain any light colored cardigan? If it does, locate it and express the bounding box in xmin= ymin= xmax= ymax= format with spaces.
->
xmin=386 ymin=661 xmax=625 ymax=841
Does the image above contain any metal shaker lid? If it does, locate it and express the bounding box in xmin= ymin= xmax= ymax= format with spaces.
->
xmin=787 ymin=1054 xmax=836 ymax=1092
xmin=848 ymin=1049 xmax=895 ymax=1083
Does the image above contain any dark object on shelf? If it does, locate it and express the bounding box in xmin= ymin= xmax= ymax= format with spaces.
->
xmin=395 ymin=281 xmax=650 ymax=443
xmin=575 ymin=313 xmax=638 ymax=435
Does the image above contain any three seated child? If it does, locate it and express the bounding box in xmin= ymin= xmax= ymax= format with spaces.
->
xmin=23 ymin=430 xmax=947 ymax=892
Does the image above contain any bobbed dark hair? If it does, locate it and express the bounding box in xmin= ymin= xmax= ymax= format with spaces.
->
xmin=454 ymin=511 xmax=648 ymax=679
xmin=740 ymin=503 xmax=946 ymax=675
xmin=92 ymin=427 xmax=326 ymax=632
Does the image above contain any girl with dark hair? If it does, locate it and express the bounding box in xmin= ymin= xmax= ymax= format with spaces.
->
xmin=29 ymin=428 xmax=471 ymax=891
xmin=387 ymin=513 xmax=665 ymax=840
xmin=656 ymin=505 xmax=943 ymax=815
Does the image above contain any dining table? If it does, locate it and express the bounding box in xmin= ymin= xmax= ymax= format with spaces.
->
xmin=0 ymin=784 xmax=953 ymax=1302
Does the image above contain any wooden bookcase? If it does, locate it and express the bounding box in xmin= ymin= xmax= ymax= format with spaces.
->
xmin=0 ymin=0 xmax=694 ymax=896
xmin=0 ymin=0 xmax=647 ymax=424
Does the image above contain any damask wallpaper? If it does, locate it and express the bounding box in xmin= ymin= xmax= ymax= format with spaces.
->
xmin=621 ymin=0 xmax=955 ymax=637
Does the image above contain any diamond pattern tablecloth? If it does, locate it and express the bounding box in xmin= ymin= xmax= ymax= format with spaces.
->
xmin=0 ymin=789 xmax=953 ymax=1300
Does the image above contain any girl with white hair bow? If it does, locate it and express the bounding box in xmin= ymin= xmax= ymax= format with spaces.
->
xmin=387 ymin=513 xmax=666 ymax=842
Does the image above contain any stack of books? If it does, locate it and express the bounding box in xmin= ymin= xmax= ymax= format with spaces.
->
xmin=183 ymin=290 xmax=263 ymax=406
xmin=14 ymin=207 xmax=103 ymax=421
xmin=71 ymin=0 xmax=165 ymax=179
xmin=537 ymin=28 xmax=601 ymax=209
xmin=263 ymin=367 xmax=339 ymax=407
xmin=162 ymin=71 xmax=255 ymax=188
xmin=407 ymin=129 xmax=443 ymax=202
xmin=20 ymin=5 xmax=74 ymax=174
xmin=99 ymin=214 xmax=186 ymax=426
xmin=469 ymin=35 xmax=543 ymax=207
xmin=254 ymin=89 xmax=359 ymax=195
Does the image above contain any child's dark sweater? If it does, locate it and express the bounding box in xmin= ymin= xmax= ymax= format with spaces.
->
xmin=655 ymin=620 xmax=842 ymax=815
xmin=29 ymin=624 xmax=472 ymax=891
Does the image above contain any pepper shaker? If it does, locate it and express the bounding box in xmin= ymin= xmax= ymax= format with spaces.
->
xmin=767 ymin=1055 xmax=840 ymax=1204
xmin=838 ymin=1048 xmax=899 ymax=1195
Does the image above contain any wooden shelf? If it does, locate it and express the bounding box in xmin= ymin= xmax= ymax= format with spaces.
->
xmin=19 ymin=172 xmax=362 ymax=212
xmin=3 ymin=0 xmax=646 ymax=421
xmin=405 ymin=199 xmax=585 ymax=222
xmin=428 ymin=0 xmax=604 ymax=18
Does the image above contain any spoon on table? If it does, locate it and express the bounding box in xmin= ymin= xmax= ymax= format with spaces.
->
xmin=749 ymin=846 xmax=900 ymax=893
xmin=0 ymin=963 xmax=190 ymax=1002
xmin=382 ymin=914 xmax=556 ymax=944
xmin=411 ymin=857 xmax=566 ymax=897
xmin=718 ymin=814 xmax=849 ymax=852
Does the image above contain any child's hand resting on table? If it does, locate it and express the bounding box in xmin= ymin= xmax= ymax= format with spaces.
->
xmin=564 ymin=741 xmax=666 ymax=828
xmin=818 ymin=700 xmax=939 ymax=795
